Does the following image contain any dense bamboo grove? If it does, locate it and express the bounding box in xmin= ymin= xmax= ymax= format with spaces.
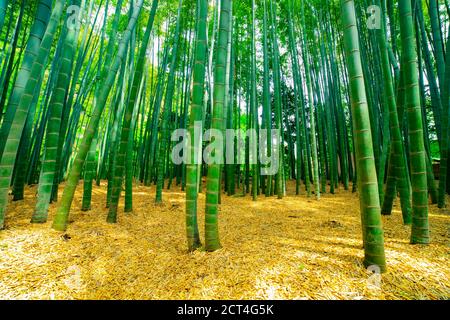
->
xmin=0 ymin=0 xmax=448 ymax=277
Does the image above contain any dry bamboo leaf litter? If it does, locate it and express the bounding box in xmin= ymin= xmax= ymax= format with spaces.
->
xmin=0 ymin=181 xmax=448 ymax=300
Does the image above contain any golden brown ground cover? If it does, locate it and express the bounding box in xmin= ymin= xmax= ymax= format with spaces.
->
xmin=0 ymin=181 xmax=449 ymax=299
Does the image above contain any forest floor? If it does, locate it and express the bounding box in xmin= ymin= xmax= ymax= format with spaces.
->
xmin=0 ymin=181 xmax=449 ymax=300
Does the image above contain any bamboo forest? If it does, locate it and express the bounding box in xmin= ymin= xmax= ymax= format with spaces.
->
xmin=0 ymin=0 xmax=448 ymax=301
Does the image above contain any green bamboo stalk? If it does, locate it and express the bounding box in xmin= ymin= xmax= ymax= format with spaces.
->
xmin=0 ymin=0 xmax=52 ymax=159
xmin=301 ymin=1 xmax=320 ymax=200
xmin=32 ymin=0 xmax=81 ymax=222
xmin=81 ymin=134 xmax=98 ymax=212
xmin=287 ymin=0 xmax=304 ymax=196
xmin=186 ymin=0 xmax=208 ymax=251
xmin=416 ymin=3 xmax=442 ymax=144
xmin=429 ymin=0 xmax=445 ymax=88
xmin=52 ymin=0 xmax=144 ymax=231
xmin=0 ymin=2 xmax=24 ymax=121
xmin=262 ymin=0 xmax=273 ymax=197
xmin=250 ymin=0 xmax=257 ymax=201
xmin=341 ymin=0 xmax=386 ymax=272
xmin=0 ymin=0 xmax=6 ymax=32
xmin=155 ymin=0 xmax=182 ymax=204
xmin=204 ymin=0 xmax=232 ymax=251
xmin=269 ymin=0 xmax=283 ymax=200
xmin=376 ymin=0 xmax=412 ymax=223
xmin=399 ymin=0 xmax=429 ymax=244
xmin=107 ymin=0 xmax=158 ymax=222
xmin=438 ymin=27 xmax=450 ymax=208
xmin=0 ymin=0 xmax=65 ymax=229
